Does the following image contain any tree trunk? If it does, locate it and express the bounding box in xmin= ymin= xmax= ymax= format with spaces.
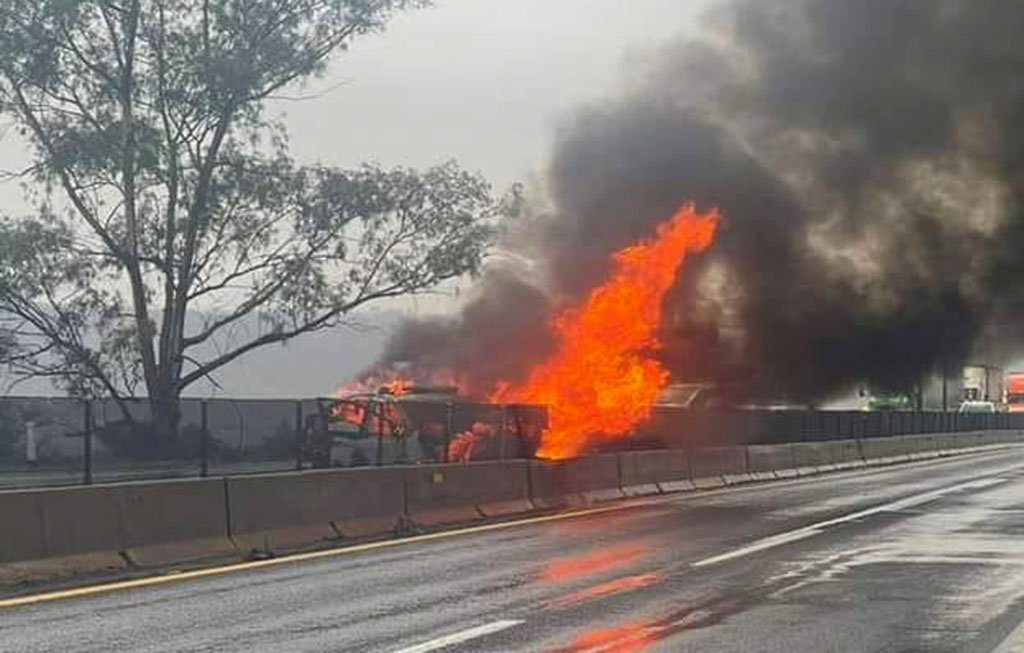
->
xmin=150 ymin=390 xmax=181 ymax=443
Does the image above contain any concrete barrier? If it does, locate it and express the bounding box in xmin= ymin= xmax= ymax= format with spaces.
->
xmin=617 ymin=451 xmax=660 ymax=496
xmin=996 ymin=430 xmax=1024 ymax=446
xmin=620 ymin=449 xmax=691 ymax=494
xmin=833 ymin=439 xmax=865 ymax=470
xmin=0 ymin=490 xmax=46 ymax=566
xmin=0 ymin=485 xmax=128 ymax=581
xmin=119 ymin=479 xmax=235 ymax=566
xmin=226 ymin=466 xmax=405 ymax=552
xmin=978 ymin=430 xmax=1011 ymax=447
xmin=528 ymin=454 xmax=622 ymax=509
xmin=404 ymin=460 xmax=531 ymax=525
xmin=326 ymin=467 xmax=407 ymax=538
xmin=860 ymin=436 xmax=912 ymax=464
xmin=746 ymin=444 xmax=798 ymax=480
xmin=226 ymin=473 xmax=338 ymax=553
xmin=901 ymin=434 xmax=940 ymax=460
xmin=2 ymin=483 xmax=128 ymax=581
xmin=4 ymin=428 xmax=1022 ymax=585
xmin=36 ymin=485 xmax=125 ymax=567
xmin=932 ymin=432 xmax=961 ymax=456
xmin=788 ymin=442 xmax=834 ymax=475
xmin=953 ymin=431 xmax=987 ymax=451
xmin=689 ymin=446 xmax=748 ymax=488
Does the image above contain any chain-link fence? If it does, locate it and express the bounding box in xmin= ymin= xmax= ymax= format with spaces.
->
xmin=0 ymin=397 xmax=307 ymax=489
xmin=2 ymin=396 xmax=1022 ymax=489
xmin=630 ymin=408 xmax=1024 ymax=449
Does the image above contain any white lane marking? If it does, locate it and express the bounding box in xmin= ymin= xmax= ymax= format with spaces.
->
xmin=692 ymin=477 xmax=1007 ymax=568
xmin=390 ymin=620 xmax=524 ymax=653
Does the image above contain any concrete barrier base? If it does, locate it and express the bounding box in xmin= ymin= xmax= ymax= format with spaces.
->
xmin=621 ymin=482 xmax=661 ymax=497
xmin=658 ymin=479 xmax=697 ymax=493
xmin=477 ymin=499 xmax=534 ymax=517
xmin=125 ymin=537 xmax=237 ymax=568
xmin=691 ymin=475 xmax=725 ymax=489
xmin=333 ymin=517 xmax=402 ymax=539
xmin=0 ymin=552 xmax=125 ymax=585
xmin=232 ymin=525 xmax=339 ymax=555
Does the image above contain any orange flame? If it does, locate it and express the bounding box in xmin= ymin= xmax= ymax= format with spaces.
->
xmin=493 ymin=204 xmax=719 ymax=459
xmin=446 ymin=421 xmax=494 ymax=462
xmin=382 ymin=379 xmax=413 ymax=396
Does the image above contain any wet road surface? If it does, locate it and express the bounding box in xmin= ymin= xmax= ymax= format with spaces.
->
xmin=5 ymin=448 xmax=1024 ymax=652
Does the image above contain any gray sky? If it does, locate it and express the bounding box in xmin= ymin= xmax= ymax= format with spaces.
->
xmin=0 ymin=0 xmax=709 ymax=396
xmin=1 ymin=0 xmax=707 ymax=226
xmin=272 ymin=0 xmax=706 ymax=190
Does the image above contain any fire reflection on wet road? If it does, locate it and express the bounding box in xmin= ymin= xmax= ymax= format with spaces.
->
xmin=542 ymin=544 xmax=649 ymax=582
xmin=5 ymin=449 xmax=1024 ymax=652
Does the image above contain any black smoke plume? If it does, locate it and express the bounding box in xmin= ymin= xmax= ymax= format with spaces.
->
xmin=359 ymin=1 xmax=1024 ymax=403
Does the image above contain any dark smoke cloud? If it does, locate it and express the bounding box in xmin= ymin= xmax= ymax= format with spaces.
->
xmin=360 ymin=266 xmax=554 ymax=394
xmin=363 ymin=1 xmax=1024 ymax=403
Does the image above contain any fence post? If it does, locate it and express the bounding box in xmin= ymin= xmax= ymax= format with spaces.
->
xmin=375 ymin=403 xmax=385 ymax=467
xmin=83 ymin=400 xmax=93 ymax=486
xmin=443 ymin=402 xmax=454 ymax=464
xmin=294 ymin=401 xmax=304 ymax=471
xmin=200 ymin=400 xmax=209 ymax=478
xmin=500 ymin=404 xmax=509 ymax=460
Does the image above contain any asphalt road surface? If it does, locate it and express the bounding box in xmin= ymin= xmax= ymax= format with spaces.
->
xmin=5 ymin=449 xmax=1024 ymax=652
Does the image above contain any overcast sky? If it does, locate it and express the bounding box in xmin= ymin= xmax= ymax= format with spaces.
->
xmin=0 ymin=0 xmax=707 ymax=232
xmin=271 ymin=0 xmax=706 ymax=190
xmin=0 ymin=0 xmax=710 ymax=396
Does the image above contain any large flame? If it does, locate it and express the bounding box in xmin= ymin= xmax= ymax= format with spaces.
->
xmin=493 ymin=204 xmax=719 ymax=459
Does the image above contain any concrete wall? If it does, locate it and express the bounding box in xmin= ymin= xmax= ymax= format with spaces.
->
xmin=2 ymin=429 xmax=1021 ymax=583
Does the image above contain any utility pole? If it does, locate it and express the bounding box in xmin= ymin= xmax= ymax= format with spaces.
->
xmin=942 ymin=356 xmax=948 ymax=412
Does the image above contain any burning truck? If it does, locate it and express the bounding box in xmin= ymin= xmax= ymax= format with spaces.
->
xmin=332 ymin=205 xmax=722 ymax=461
xmin=301 ymin=383 xmax=547 ymax=468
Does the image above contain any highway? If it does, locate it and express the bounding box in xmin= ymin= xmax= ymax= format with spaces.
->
xmin=4 ymin=449 xmax=1024 ymax=652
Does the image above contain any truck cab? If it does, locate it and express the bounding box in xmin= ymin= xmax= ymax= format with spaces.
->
xmin=302 ymin=386 xmax=547 ymax=468
xmin=303 ymin=386 xmax=453 ymax=468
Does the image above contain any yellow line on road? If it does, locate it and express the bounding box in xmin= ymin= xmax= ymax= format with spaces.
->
xmin=1 ymin=446 xmax=1014 ymax=610
xmin=0 ymin=504 xmax=626 ymax=610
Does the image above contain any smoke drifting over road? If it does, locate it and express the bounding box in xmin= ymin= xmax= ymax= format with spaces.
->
xmin=365 ymin=1 xmax=1024 ymax=403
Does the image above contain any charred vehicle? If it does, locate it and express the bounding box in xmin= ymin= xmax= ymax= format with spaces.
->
xmin=302 ymin=385 xmax=547 ymax=468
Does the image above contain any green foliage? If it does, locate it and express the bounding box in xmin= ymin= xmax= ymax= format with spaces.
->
xmin=0 ymin=0 xmax=495 ymax=431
